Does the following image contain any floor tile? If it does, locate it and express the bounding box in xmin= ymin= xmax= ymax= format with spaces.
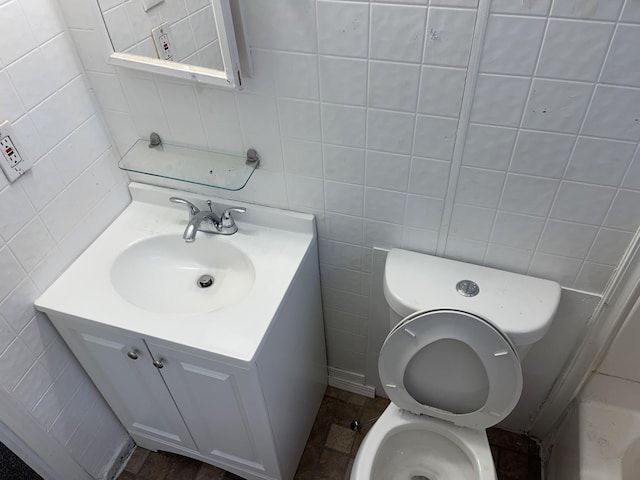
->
xmin=118 ymin=388 xmax=542 ymax=480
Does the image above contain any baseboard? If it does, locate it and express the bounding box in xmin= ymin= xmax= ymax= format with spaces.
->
xmin=328 ymin=367 xmax=376 ymax=398
xmin=106 ymin=436 xmax=136 ymax=480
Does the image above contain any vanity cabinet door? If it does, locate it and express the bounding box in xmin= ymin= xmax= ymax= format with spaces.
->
xmin=147 ymin=342 xmax=275 ymax=476
xmin=60 ymin=323 xmax=198 ymax=451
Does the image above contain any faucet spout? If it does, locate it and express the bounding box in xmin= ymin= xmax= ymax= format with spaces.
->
xmin=183 ymin=211 xmax=221 ymax=242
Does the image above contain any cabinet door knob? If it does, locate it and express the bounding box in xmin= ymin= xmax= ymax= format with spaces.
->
xmin=153 ymin=359 xmax=165 ymax=369
xmin=127 ymin=350 xmax=139 ymax=360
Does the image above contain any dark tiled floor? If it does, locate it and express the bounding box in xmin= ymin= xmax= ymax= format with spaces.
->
xmin=118 ymin=386 xmax=541 ymax=480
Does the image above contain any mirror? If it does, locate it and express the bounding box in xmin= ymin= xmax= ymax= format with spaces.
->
xmin=97 ymin=0 xmax=249 ymax=88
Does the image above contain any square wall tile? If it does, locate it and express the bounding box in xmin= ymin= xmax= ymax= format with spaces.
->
xmin=0 ymin=247 xmax=26 ymax=305
xmin=413 ymin=115 xmax=458 ymax=160
xmin=368 ymin=61 xmax=420 ymax=112
xmin=401 ymin=227 xmax=439 ymax=254
xmin=287 ymin=175 xmax=325 ymax=211
xmin=574 ymin=262 xmax=614 ymax=293
xmin=462 ymin=124 xmax=517 ymax=170
xmin=236 ymin=94 xmax=282 ymax=170
xmin=322 ymin=104 xmax=366 ymax=148
xmin=424 ymin=7 xmax=476 ymax=67
xmin=550 ymin=182 xmax=616 ymax=225
xmin=582 ymin=86 xmax=640 ymax=142
xmin=484 ymin=244 xmax=533 ymax=274
xmin=8 ymin=47 xmax=58 ymax=110
xmin=622 ymin=0 xmax=640 ymax=22
xmin=490 ymin=0 xmax=551 ymax=15
xmin=323 ymin=213 xmax=364 ymax=245
xmin=365 ymin=151 xmax=410 ymax=191
xmin=602 ymin=25 xmax=640 ymax=87
xmin=319 ymin=56 xmax=367 ymax=106
xmin=283 ymin=139 xmax=323 ymax=178
xmin=8 ymin=218 xmax=55 ymax=273
xmin=604 ymin=189 xmax=640 ymax=231
xmin=500 ymin=173 xmax=559 ymax=216
xmin=538 ymin=219 xmax=598 ymax=259
xmin=491 ymin=211 xmax=545 ymax=250
xmin=323 ymin=145 xmax=365 ymax=184
xmin=566 ymin=137 xmax=636 ymax=186
xmin=279 ymin=98 xmax=321 ymax=142
xmin=0 ymin=279 xmax=39 ymax=334
xmin=0 ymin=185 xmax=36 ymax=241
xmin=318 ymin=1 xmax=369 ymax=57
xmin=244 ymin=0 xmax=317 ymax=53
xmin=157 ymin=81 xmax=207 ymax=146
xmin=522 ymin=79 xmax=593 ymax=134
xmin=271 ymin=51 xmax=319 ymax=100
xmin=449 ymin=204 xmax=496 ymax=242
xmin=551 ymin=0 xmax=623 ymax=20
xmin=537 ymin=19 xmax=613 ymax=82
xmin=445 ymin=236 xmax=488 ymax=265
xmin=418 ymin=66 xmax=466 ymax=117
xmin=30 ymin=77 xmax=95 ymax=149
xmin=364 ymin=188 xmax=406 ymax=224
xmin=0 ymin=71 xmax=26 ymax=123
xmin=510 ymin=130 xmax=575 ymax=178
xmin=623 ymin=151 xmax=640 ymax=190
xmin=470 ymin=74 xmax=530 ymax=127
xmin=405 ymin=194 xmax=444 ymax=230
xmin=588 ymin=228 xmax=633 ymax=266
xmin=455 ymin=166 xmax=505 ymax=208
xmin=367 ymin=109 xmax=415 ymax=154
xmin=408 ymin=157 xmax=451 ymax=198
xmin=529 ymin=252 xmax=582 ymax=286
xmin=0 ymin=1 xmax=39 ymax=65
xmin=325 ymin=181 xmax=364 ymax=216
xmin=363 ymin=218 xmax=404 ymax=247
xmin=370 ymin=4 xmax=427 ymax=62
xmin=480 ymin=15 xmax=545 ymax=75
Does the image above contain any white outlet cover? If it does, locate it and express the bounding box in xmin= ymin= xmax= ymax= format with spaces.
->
xmin=0 ymin=120 xmax=32 ymax=183
xmin=151 ymin=23 xmax=174 ymax=61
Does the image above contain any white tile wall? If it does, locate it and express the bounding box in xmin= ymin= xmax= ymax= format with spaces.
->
xmin=59 ymin=0 xmax=640 ymax=398
xmin=0 ymin=0 xmax=130 ymax=476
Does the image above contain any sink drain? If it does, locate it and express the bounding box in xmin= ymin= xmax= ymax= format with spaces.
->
xmin=197 ymin=274 xmax=214 ymax=288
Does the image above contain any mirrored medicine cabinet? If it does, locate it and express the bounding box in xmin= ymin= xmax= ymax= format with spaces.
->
xmin=95 ymin=0 xmax=251 ymax=88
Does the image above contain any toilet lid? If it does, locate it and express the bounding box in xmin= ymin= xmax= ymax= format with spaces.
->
xmin=379 ymin=309 xmax=523 ymax=429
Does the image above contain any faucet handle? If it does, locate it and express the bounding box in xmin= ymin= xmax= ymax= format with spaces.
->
xmin=220 ymin=207 xmax=246 ymax=232
xmin=170 ymin=197 xmax=199 ymax=217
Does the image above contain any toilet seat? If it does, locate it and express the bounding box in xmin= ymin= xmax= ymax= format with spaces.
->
xmin=379 ymin=309 xmax=523 ymax=429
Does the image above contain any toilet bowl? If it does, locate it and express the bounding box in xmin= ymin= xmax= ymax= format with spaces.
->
xmin=351 ymin=248 xmax=561 ymax=480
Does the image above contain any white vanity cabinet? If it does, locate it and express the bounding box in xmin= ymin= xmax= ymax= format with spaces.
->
xmin=47 ymin=311 xmax=300 ymax=480
xmin=35 ymin=185 xmax=327 ymax=480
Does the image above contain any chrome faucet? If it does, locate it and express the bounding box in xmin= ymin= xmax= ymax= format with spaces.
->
xmin=170 ymin=197 xmax=246 ymax=242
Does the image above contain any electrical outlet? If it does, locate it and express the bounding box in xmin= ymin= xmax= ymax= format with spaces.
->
xmin=151 ymin=23 xmax=174 ymax=61
xmin=0 ymin=121 xmax=31 ymax=183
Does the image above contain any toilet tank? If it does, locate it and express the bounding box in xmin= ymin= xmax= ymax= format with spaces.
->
xmin=383 ymin=249 xmax=561 ymax=348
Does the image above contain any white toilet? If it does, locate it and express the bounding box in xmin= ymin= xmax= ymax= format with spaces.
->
xmin=350 ymin=248 xmax=561 ymax=480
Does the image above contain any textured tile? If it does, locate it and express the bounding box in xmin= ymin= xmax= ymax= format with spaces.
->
xmin=325 ymin=424 xmax=356 ymax=453
xmin=124 ymin=448 xmax=150 ymax=474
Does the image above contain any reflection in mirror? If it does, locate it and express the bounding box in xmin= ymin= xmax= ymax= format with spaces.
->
xmin=99 ymin=0 xmax=224 ymax=70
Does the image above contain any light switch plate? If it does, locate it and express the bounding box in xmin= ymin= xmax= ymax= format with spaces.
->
xmin=140 ymin=0 xmax=163 ymax=12
xmin=0 ymin=121 xmax=31 ymax=183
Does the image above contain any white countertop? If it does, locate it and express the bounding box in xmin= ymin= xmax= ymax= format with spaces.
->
xmin=35 ymin=184 xmax=316 ymax=365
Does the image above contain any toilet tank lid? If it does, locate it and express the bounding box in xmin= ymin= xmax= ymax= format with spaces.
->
xmin=383 ymin=249 xmax=561 ymax=346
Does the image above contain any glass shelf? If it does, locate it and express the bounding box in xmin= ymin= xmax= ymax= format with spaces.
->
xmin=118 ymin=139 xmax=259 ymax=191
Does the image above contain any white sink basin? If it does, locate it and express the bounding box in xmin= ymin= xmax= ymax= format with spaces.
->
xmin=35 ymin=183 xmax=316 ymax=363
xmin=111 ymin=235 xmax=255 ymax=315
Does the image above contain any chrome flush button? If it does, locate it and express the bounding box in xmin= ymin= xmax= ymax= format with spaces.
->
xmin=456 ymin=280 xmax=479 ymax=297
